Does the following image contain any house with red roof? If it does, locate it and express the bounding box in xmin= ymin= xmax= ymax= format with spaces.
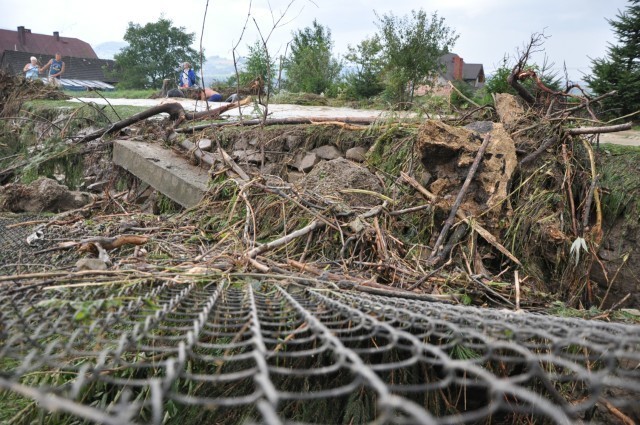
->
xmin=0 ymin=26 xmax=118 ymax=90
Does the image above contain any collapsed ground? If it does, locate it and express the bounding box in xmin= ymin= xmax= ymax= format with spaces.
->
xmin=1 ymin=71 xmax=640 ymax=423
xmin=1 ymin=74 xmax=639 ymax=315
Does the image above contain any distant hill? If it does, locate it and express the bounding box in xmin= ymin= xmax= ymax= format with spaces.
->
xmin=201 ymin=55 xmax=246 ymax=84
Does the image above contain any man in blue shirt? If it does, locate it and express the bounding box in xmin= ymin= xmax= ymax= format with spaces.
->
xmin=40 ymin=53 xmax=65 ymax=87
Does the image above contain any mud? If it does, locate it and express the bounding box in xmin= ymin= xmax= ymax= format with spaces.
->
xmin=0 ymin=177 xmax=93 ymax=213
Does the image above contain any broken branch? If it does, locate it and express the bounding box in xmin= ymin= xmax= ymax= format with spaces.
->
xmin=565 ymin=122 xmax=632 ymax=135
xmin=430 ymin=134 xmax=492 ymax=259
xmin=245 ymin=220 xmax=323 ymax=259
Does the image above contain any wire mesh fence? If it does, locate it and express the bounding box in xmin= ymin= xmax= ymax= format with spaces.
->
xmin=1 ymin=276 xmax=639 ymax=424
xmin=0 ymin=214 xmax=81 ymax=275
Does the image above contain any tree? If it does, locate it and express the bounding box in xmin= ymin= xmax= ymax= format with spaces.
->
xmin=485 ymin=57 xmax=562 ymax=98
xmin=284 ymin=20 xmax=341 ymax=94
xmin=114 ymin=18 xmax=200 ymax=89
xmin=344 ymin=35 xmax=385 ymax=99
xmin=376 ymin=9 xmax=458 ymax=104
xmin=238 ymin=40 xmax=276 ymax=91
xmin=585 ymin=0 xmax=640 ymax=118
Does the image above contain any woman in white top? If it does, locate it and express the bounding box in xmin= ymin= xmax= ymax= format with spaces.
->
xmin=23 ymin=56 xmax=40 ymax=80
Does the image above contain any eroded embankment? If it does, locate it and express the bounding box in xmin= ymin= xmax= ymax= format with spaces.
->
xmin=1 ymin=94 xmax=639 ymax=312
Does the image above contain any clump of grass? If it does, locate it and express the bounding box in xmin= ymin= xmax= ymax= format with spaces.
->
xmin=598 ymin=144 xmax=640 ymax=225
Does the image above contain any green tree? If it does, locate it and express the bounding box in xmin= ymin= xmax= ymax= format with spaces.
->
xmin=285 ymin=20 xmax=341 ymax=94
xmin=238 ymin=40 xmax=275 ymax=91
xmin=114 ymin=18 xmax=200 ymax=89
xmin=484 ymin=57 xmax=562 ymax=99
xmin=344 ymin=35 xmax=385 ymax=99
xmin=585 ymin=0 xmax=640 ymax=118
xmin=376 ymin=9 xmax=458 ymax=104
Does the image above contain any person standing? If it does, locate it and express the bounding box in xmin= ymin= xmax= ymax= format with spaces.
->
xmin=23 ymin=56 xmax=40 ymax=80
xmin=179 ymin=62 xmax=196 ymax=88
xmin=40 ymin=53 xmax=65 ymax=86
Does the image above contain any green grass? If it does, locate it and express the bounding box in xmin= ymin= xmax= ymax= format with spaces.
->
xmin=25 ymin=99 xmax=149 ymax=122
xmin=598 ymin=144 xmax=640 ymax=222
xmin=63 ymin=88 xmax=157 ymax=99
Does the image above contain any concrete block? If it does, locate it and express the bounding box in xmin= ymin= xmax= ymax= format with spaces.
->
xmin=113 ymin=140 xmax=209 ymax=208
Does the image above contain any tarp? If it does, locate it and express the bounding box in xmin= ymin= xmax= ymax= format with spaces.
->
xmin=41 ymin=77 xmax=115 ymax=91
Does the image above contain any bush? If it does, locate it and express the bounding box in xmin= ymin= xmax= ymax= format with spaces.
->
xmin=449 ymin=81 xmax=475 ymax=107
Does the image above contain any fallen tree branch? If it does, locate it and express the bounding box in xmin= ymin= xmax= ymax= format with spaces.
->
xmin=78 ymin=235 xmax=149 ymax=252
xmin=448 ymin=81 xmax=481 ymax=108
xmin=565 ymin=122 xmax=632 ymax=135
xmin=75 ymin=99 xmax=249 ymax=144
xmin=287 ymin=259 xmax=454 ymax=302
xmin=550 ymin=90 xmax=617 ymax=118
xmin=245 ymin=220 xmax=323 ymax=259
xmin=400 ymin=171 xmax=522 ymax=266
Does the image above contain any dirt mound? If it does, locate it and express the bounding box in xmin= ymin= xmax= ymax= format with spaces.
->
xmin=0 ymin=177 xmax=93 ymax=213
xmin=299 ymin=158 xmax=383 ymax=208
xmin=416 ymin=120 xmax=517 ymax=218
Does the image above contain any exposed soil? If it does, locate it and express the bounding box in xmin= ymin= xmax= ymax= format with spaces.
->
xmin=0 ymin=177 xmax=93 ymax=213
xmin=1 ymin=70 xmax=639 ymax=313
xmin=600 ymin=129 xmax=640 ymax=146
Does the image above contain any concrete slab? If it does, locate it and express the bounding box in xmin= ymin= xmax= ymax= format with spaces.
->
xmin=113 ymin=140 xmax=209 ymax=208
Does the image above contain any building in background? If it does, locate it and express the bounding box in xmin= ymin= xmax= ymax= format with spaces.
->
xmin=415 ymin=53 xmax=485 ymax=97
xmin=0 ymin=26 xmax=118 ymax=90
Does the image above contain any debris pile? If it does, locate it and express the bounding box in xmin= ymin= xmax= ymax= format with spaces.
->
xmin=0 ymin=52 xmax=639 ymax=424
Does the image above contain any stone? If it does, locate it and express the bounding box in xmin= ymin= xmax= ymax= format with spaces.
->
xmin=312 ymin=145 xmax=342 ymax=160
xmin=76 ymin=258 xmax=108 ymax=271
xmin=464 ymin=121 xmax=494 ymax=134
xmin=0 ymin=177 xmax=93 ymax=213
xmin=419 ymin=171 xmax=432 ymax=187
xmin=300 ymin=158 xmax=383 ymax=207
xmin=346 ymin=147 xmax=367 ymax=162
xmin=197 ymin=138 xmax=212 ymax=151
xmin=299 ymin=152 xmax=320 ymax=172
xmin=232 ymin=150 xmax=263 ymax=164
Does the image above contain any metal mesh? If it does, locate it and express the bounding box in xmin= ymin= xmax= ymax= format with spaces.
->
xmin=0 ymin=214 xmax=81 ymax=274
xmin=1 ymin=277 xmax=639 ymax=424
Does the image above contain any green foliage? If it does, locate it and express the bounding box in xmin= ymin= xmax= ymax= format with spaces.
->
xmin=113 ymin=18 xmax=200 ymax=89
xmin=449 ymin=80 xmax=475 ymax=107
xmin=598 ymin=144 xmax=640 ymax=224
xmin=375 ymin=9 xmax=458 ymax=104
xmin=284 ymin=20 xmax=342 ymax=94
xmin=239 ymin=40 xmax=276 ymax=91
xmin=585 ymin=0 xmax=640 ymax=118
xmin=484 ymin=57 xmax=562 ymax=100
xmin=343 ymin=35 xmax=385 ymax=99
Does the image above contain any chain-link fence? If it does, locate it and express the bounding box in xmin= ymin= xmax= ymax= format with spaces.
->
xmin=1 ymin=276 xmax=639 ymax=424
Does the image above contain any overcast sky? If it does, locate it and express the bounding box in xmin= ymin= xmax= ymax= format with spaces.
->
xmin=0 ymin=0 xmax=631 ymax=80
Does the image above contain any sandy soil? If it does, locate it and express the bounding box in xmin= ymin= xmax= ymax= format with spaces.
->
xmin=599 ymin=129 xmax=640 ymax=146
